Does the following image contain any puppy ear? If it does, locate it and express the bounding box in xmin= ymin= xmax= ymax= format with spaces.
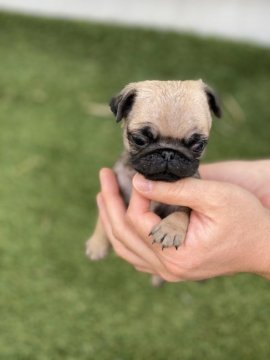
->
xmin=109 ymin=89 xmax=136 ymax=122
xmin=204 ymin=84 xmax=222 ymax=118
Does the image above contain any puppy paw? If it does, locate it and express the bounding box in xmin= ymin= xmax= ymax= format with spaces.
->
xmin=150 ymin=220 xmax=185 ymax=250
xmin=85 ymin=235 xmax=109 ymax=261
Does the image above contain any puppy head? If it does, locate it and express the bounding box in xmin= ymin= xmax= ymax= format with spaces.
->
xmin=110 ymin=80 xmax=221 ymax=181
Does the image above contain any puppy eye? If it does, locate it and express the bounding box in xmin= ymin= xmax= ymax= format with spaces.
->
xmin=141 ymin=126 xmax=155 ymax=140
xmin=131 ymin=135 xmax=147 ymax=146
xmin=191 ymin=141 xmax=206 ymax=152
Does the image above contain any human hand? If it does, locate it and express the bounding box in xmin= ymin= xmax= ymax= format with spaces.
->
xmin=200 ymin=160 xmax=270 ymax=208
xmin=98 ymin=168 xmax=270 ymax=282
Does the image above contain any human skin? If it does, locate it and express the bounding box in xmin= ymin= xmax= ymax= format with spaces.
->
xmin=97 ymin=161 xmax=270 ymax=281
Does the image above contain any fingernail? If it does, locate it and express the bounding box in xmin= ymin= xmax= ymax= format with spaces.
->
xmin=99 ymin=168 xmax=108 ymax=184
xmin=133 ymin=173 xmax=152 ymax=192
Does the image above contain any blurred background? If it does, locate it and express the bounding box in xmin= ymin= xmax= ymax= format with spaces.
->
xmin=0 ymin=1 xmax=269 ymax=359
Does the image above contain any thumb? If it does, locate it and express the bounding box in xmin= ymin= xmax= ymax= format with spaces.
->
xmin=132 ymin=173 xmax=227 ymax=213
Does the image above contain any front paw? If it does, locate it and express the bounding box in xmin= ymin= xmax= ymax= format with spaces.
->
xmin=149 ymin=220 xmax=185 ymax=250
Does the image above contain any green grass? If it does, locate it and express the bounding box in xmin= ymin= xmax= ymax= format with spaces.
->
xmin=0 ymin=12 xmax=270 ymax=360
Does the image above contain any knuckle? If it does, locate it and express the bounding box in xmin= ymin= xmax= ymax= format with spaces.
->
xmin=111 ymin=226 xmax=121 ymax=240
xmin=125 ymin=211 xmax=134 ymax=226
xmin=134 ymin=266 xmax=144 ymax=273
xmin=113 ymin=243 xmax=124 ymax=258
xmin=204 ymin=184 xmax=234 ymax=211
xmin=160 ymin=272 xmax=180 ymax=282
xmin=165 ymin=263 xmax=183 ymax=278
xmin=167 ymin=180 xmax=185 ymax=200
xmin=218 ymin=183 xmax=240 ymax=203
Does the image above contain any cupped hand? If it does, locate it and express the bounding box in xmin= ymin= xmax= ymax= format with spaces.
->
xmin=98 ymin=168 xmax=270 ymax=282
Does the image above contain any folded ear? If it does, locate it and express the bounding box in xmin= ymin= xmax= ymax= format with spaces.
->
xmin=109 ymin=88 xmax=137 ymax=122
xmin=204 ymin=84 xmax=222 ymax=118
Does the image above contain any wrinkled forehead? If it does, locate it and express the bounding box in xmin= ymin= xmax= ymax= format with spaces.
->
xmin=128 ymin=85 xmax=212 ymax=138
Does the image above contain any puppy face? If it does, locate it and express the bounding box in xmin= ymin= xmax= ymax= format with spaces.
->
xmin=110 ymin=80 xmax=221 ymax=181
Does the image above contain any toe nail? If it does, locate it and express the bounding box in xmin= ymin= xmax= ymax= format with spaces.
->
xmin=151 ymin=226 xmax=159 ymax=235
xmin=160 ymin=234 xmax=166 ymax=243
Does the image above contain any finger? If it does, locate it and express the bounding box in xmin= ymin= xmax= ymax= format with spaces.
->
xmin=134 ymin=266 xmax=155 ymax=274
xmin=200 ymin=161 xmax=246 ymax=182
xmin=200 ymin=163 xmax=228 ymax=180
xmin=97 ymin=193 xmax=150 ymax=269
xmin=126 ymin=188 xmax=160 ymax=239
xmin=126 ymin=188 xmax=190 ymax=277
xmin=99 ymin=169 xmax=178 ymax=276
xmin=99 ymin=182 xmax=170 ymax=275
xmin=99 ymin=168 xmax=127 ymax=229
xmin=132 ymin=173 xmax=231 ymax=213
xmin=129 ymin=186 xmax=150 ymax=214
xmin=200 ymin=162 xmax=265 ymax=196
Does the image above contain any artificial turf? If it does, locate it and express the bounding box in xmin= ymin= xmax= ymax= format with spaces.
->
xmin=0 ymin=11 xmax=270 ymax=360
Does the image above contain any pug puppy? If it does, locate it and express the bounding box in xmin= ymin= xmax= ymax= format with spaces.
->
xmin=86 ymin=80 xmax=221 ymax=266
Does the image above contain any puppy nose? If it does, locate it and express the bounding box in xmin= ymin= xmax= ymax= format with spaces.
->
xmin=161 ymin=150 xmax=175 ymax=161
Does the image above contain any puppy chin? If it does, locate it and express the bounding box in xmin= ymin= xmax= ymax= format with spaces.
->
xmin=129 ymin=152 xmax=199 ymax=182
